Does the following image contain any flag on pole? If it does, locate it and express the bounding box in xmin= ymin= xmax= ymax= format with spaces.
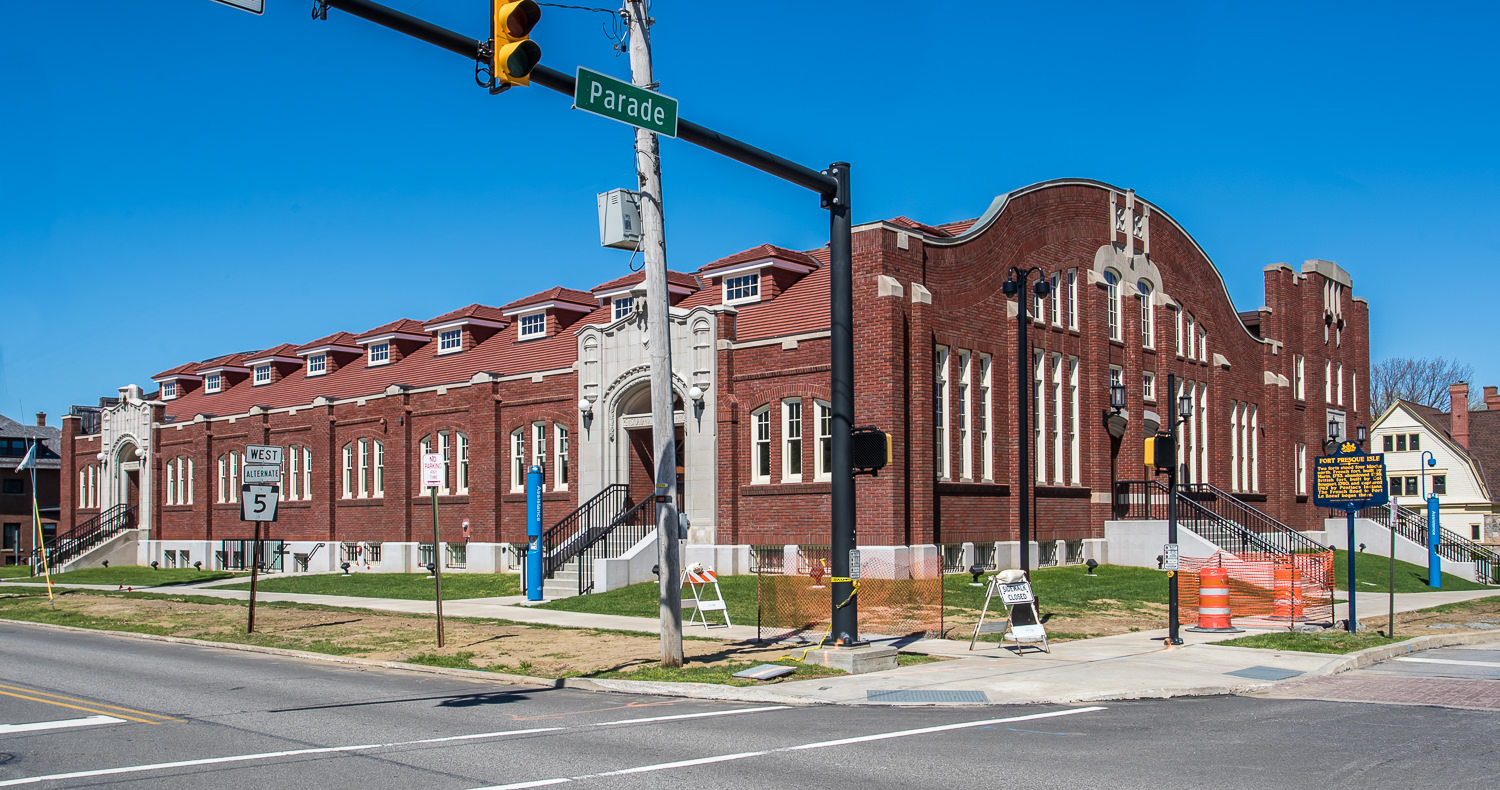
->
xmin=14 ymin=440 xmax=36 ymax=473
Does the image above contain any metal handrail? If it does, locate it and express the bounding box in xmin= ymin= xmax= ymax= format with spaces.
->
xmin=572 ymin=494 xmax=655 ymax=596
xmin=1180 ymin=482 xmax=1329 ymax=554
xmin=1114 ymin=480 xmax=1281 ymax=555
xmin=34 ymin=504 xmax=136 ymax=572
xmin=542 ymin=483 xmax=630 ymax=577
xmin=1358 ymin=502 xmax=1499 ymax=583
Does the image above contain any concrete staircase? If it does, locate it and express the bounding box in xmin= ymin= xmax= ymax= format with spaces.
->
xmin=542 ymin=564 xmax=582 ymax=600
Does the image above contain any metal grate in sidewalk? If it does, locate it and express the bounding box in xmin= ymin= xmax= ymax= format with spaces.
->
xmin=866 ymin=690 xmax=989 ymax=703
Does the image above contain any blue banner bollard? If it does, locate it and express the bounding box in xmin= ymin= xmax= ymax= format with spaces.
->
xmin=1427 ymin=495 xmax=1442 ymax=589
xmin=527 ymin=465 xmax=543 ymax=601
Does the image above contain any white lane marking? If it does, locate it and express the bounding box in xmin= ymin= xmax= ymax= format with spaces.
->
xmin=472 ymin=706 xmax=1107 ymax=790
xmin=0 ymin=716 xmax=124 ymax=735
xmin=596 ymin=705 xmax=789 ymax=726
xmin=1394 ymin=656 xmax=1500 ymax=669
xmin=0 ymin=727 xmax=562 ymax=787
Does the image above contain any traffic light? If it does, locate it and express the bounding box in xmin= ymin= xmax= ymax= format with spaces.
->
xmin=492 ymin=0 xmax=542 ymax=88
xmin=852 ymin=426 xmax=892 ymax=476
xmin=1145 ymin=433 xmax=1175 ymax=472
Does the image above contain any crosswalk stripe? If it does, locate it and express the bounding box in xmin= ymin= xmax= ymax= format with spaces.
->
xmin=0 ymin=716 xmax=124 ymax=735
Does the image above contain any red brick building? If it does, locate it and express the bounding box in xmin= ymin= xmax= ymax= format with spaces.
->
xmin=59 ymin=180 xmax=1369 ymax=577
xmin=2 ymin=412 xmax=60 ymax=566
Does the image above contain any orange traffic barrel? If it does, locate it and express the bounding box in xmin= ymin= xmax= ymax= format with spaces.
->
xmin=1187 ymin=566 xmax=1243 ymax=633
xmin=1271 ymin=564 xmax=1305 ymax=621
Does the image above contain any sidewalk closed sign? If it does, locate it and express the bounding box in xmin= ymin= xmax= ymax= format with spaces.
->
xmin=421 ymin=454 xmax=445 ymax=489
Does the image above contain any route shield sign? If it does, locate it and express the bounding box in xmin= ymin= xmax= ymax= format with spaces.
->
xmin=574 ymin=67 xmax=679 ymax=137
xmin=1314 ymin=443 xmax=1389 ymax=510
xmin=241 ymin=484 xmax=279 ymax=522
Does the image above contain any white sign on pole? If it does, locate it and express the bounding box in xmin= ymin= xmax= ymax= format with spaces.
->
xmin=421 ymin=453 xmax=445 ymax=489
xmin=243 ymin=464 xmax=282 ymax=484
xmin=246 ymin=445 xmax=283 ymax=466
xmin=1162 ymin=543 xmax=1181 ymax=571
xmin=241 ymin=484 xmax=279 ymax=522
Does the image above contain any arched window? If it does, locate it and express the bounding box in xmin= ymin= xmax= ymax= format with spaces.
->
xmin=510 ymin=427 xmax=526 ymax=492
xmin=1137 ymin=280 xmax=1154 ymax=348
xmin=165 ymin=461 xmax=176 ymax=506
xmin=372 ymin=440 xmax=384 ymax=498
xmin=419 ymin=430 xmax=465 ymax=496
xmin=341 ymin=443 xmax=353 ymax=499
xmin=184 ymin=458 xmax=193 ymax=505
xmin=218 ymin=452 xmax=240 ymax=503
xmin=814 ymin=399 xmax=833 ymax=482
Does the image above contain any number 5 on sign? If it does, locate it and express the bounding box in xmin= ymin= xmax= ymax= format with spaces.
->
xmin=241 ymin=484 xmax=280 ymax=522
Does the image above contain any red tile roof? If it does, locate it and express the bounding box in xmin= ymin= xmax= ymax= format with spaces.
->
xmin=193 ymin=353 xmax=250 ymax=374
xmin=355 ymin=319 xmax=428 ymax=342
xmin=246 ymin=343 xmax=302 ymax=362
xmin=733 ymin=263 xmax=831 ymax=342
xmin=296 ymin=332 xmax=361 ymax=354
xmin=590 ymin=269 xmax=701 ymax=296
xmin=936 ymin=218 xmax=978 ymax=236
xmin=698 ymin=244 xmax=821 ymax=274
xmin=424 ymin=303 xmax=509 ymax=326
xmin=499 ymin=287 xmax=597 ymax=313
xmin=152 ymin=361 xmax=201 ymax=380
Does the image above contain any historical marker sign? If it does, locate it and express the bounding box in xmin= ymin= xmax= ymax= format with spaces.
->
xmin=574 ymin=67 xmax=679 ymax=137
xmin=1314 ymin=443 xmax=1389 ymax=509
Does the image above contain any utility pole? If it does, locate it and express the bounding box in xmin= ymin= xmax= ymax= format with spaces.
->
xmin=625 ymin=0 xmax=682 ymax=668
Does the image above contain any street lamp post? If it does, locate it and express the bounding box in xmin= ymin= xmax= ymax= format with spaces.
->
xmin=1001 ymin=267 xmax=1051 ymax=573
xmin=1165 ymin=375 xmax=1193 ymax=645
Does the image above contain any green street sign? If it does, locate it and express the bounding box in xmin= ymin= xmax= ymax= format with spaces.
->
xmin=574 ymin=66 xmax=679 ymax=138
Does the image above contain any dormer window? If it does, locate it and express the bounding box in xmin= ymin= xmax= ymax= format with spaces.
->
xmin=253 ymin=364 xmax=272 ymax=386
xmin=161 ymin=381 xmax=177 ymax=400
xmin=438 ymin=328 xmax=462 ymax=354
xmin=612 ymin=295 xmax=635 ymax=321
xmin=307 ymin=353 xmax=327 ymax=377
xmin=724 ymin=272 xmax=760 ymax=304
xmin=368 ymin=342 xmax=391 ymax=366
xmin=205 ymin=373 xmax=222 ymax=394
xmin=518 ymin=312 xmax=546 ymax=340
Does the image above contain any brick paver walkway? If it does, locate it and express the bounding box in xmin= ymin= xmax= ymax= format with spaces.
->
xmin=1268 ymin=674 xmax=1500 ymax=711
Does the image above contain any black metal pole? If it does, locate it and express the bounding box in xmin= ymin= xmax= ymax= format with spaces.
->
xmin=828 ymin=163 xmax=858 ymax=646
xmin=1016 ymin=272 xmax=1030 ymax=573
xmin=1346 ymin=506 xmax=1357 ymax=632
xmin=1166 ymin=372 xmax=1181 ymax=644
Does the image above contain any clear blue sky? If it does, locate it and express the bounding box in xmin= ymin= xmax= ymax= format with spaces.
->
xmin=3 ymin=1 xmax=1497 ymax=423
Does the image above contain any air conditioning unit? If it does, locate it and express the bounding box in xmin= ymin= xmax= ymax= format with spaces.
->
xmin=597 ymin=189 xmax=643 ymax=250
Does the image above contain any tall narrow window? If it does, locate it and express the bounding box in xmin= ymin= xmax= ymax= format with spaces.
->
xmin=228 ymin=452 xmax=238 ymax=502
xmin=554 ymin=426 xmax=569 ymax=490
xmin=979 ymin=355 xmax=993 ymax=481
xmin=783 ymin=399 xmax=803 ymax=482
xmin=1051 ymin=353 xmax=1063 ymax=484
xmin=1296 ymin=443 xmax=1307 ymax=495
xmin=1325 ymin=360 xmax=1333 ymax=403
xmin=1069 ymin=356 xmax=1080 ymax=485
xmin=372 ymin=442 xmax=383 ymax=497
xmin=956 ymin=351 xmax=971 ymax=480
xmin=1050 ymin=272 xmax=1062 ymax=326
xmin=357 ymin=438 xmax=369 ymax=498
xmin=1250 ymin=405 xmax=1259 ymax=492
xmin=751 ymin=407 xmax=771 ymax=484
xmin=510 ymin=428 xmax=526 ymax=491
xmin=1032 ymin=277 xmax=1045 ymax=323
xmin=341 ymin=444 xmax=353 ymax=499
xmin=1034 ymin=348 xmax=1046 ymax=483
xmin=1352 ymin=372 xmax=1358 ymax=414
xmin=456 ymin=432 xmax=470 ymax=494
xmin=1175 ymin=308 xmax=1184 ymax=355
xmin=815 ymin=400 xmax=832 ymax=482
xmin=1104 ymin=269 xmax=1121 ymax=341
xmin=288 ymin=446 xmax=301 ymax=500
xmin=1066 ymin=269 xmax=1078 ymax=330
xmin=1337 ymin=363 xmax=1344 ymax=405
xmin=530 ymin=423 xmax=545 ymax=478
xmin=1138 ymin=280 xmax=1154 ymax=348
xmin=1294 ymin=355 xmax=1305 ymax=400
xmin=166 ymin=462 xmax=176 ymax=505
xmin=935 ymin=346 xmax=949 ymax=480
xmin=1230 ymin=402 xmax=1241 ymax=492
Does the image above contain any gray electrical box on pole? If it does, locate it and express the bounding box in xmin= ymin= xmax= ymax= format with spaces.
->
xmin=625 ymin=0 xmax=683 ymax=668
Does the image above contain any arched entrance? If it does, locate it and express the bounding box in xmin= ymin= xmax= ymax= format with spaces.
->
xmin=615 ymin=385 xmax=685 ymax=509
xmin=112 ymin=439 xmax=142 ymax=527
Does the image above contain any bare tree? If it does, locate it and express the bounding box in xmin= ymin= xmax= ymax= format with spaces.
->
xmin=1369 ymin=356 xmax=1481 ymax=417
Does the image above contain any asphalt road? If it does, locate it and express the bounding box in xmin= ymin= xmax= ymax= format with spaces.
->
xmin=1 ymin=623 xmax=1496 ymax=789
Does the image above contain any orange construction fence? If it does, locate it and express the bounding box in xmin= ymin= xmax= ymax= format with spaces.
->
xmin=1179 ymin=551 xmax=1335 ymax=628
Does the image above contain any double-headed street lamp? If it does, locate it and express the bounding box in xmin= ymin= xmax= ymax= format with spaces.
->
xmin=1001 ymin=266 xmax=1051 ymax=573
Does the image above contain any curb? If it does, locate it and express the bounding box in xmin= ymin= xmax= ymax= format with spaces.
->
xmin=1311 ymin=630 xmax=1500 ymax=678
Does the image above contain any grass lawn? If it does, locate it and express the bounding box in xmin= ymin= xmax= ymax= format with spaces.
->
xmin=1332 ymin=549 xmax=1490 ymax=593
xmin=944 ymin=564 xmax=1168 ymax=613
xmin=218 ymin=572 xmax=521 ymax=600
xmin=1215 ymin=630 xmax=1400 ymax=654
xmin=7 ymin=567 xmax=235 ymax=587
xmin=0 ymin=566 xmax=36 ymax=579
xmin=537 ymin=573 xmax=760 ymax=624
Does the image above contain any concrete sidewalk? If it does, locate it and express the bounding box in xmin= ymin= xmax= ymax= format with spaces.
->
xmin=6 ymin=577 xmax=1498 ymax=707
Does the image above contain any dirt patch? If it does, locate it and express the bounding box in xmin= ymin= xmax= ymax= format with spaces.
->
xmin=0 ymin=592 xmax=832 ymax=678
xmin=1362 ymin=596 xmax=1500 ymax=636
